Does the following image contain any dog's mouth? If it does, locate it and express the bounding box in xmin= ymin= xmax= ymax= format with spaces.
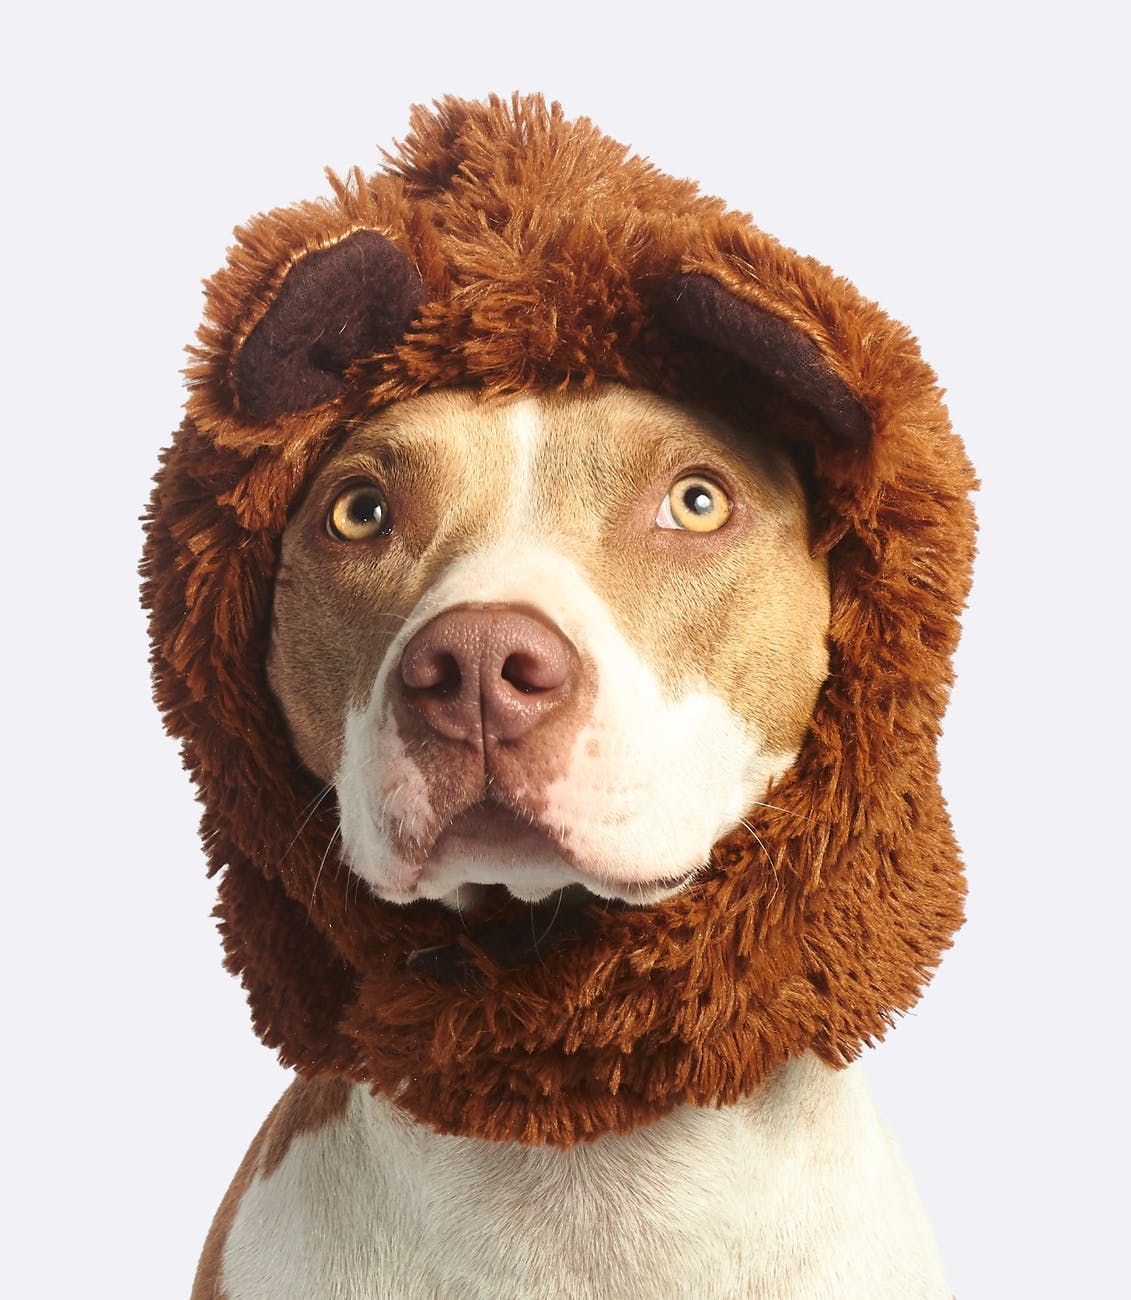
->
xmin=401 ymin=800 xmax=695 ymax=981
xmin=410 ymin=798 xmax=696 ymax=903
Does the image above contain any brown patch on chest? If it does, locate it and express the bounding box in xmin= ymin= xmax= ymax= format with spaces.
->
xmin=260 ymin=1075 xmax=354 ymax=1177
xmin=191 ymin=1077 xmax=353 ymax=1298
xmin=191 ymin=1122 xmax=264 ymax=1300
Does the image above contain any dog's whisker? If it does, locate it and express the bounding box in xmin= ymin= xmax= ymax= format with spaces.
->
xmin=528 ymin=885 xmax=567 ymax=966
xmin=547 ymin=885 xmax=565 ymax=933
xmin=528 ymin=899 xmax=542 ymax=963
xmin=344 ymin=858 xmax=361 ymax=913
xmin=297 ymin=781 xmax=336 ymax=820
xmin=283 ymin=782 xmax=337 ymax=865
xmin=739 ymin=817 xmax=781 ymax=908
xmin=745 ymin=799 xmax=823 ymax=826
xmin=376 ymin=779 xmax=414 ymax=845
xmin=308 ymin=824 xmax=343 ymax=920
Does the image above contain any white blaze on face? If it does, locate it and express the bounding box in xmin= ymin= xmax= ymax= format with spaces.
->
xmin=327 ymin=390 xmax=821 ymax=906
xmin=506 ymin=397 xmax=541 ymax=529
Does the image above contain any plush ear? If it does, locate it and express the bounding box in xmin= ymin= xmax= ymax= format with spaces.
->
xmin=659 ymin=274 xmax=871 ymax=444
xmin=234 ymin=230 xmax=425 ymax=421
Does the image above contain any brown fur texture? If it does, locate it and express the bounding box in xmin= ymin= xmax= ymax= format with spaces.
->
xmin=142 ymin=94 xmax=976 ymax=1147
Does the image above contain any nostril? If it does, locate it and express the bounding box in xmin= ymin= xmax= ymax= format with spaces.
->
xmin=402 ymin=647 xmax=463 ymax=696
xmin=501 ymin=652 xmax=556 ymax=694
xmin=427 ymin=653 xmax=462 ymax=697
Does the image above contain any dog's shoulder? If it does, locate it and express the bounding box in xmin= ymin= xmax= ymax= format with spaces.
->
xmin=191 ymin=1074 xmax=359 ymax=1300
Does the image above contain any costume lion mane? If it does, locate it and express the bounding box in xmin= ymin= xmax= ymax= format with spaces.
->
xmin=143 ymin=94 xmax=976 ymax=1146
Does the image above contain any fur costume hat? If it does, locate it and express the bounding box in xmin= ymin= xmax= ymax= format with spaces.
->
xmin=143 ymin=94 xmax=976 ymax=1147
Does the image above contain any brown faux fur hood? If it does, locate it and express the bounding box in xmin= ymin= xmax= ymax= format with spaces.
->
xmin=142 ymin=94 xmax=976 ymax=1146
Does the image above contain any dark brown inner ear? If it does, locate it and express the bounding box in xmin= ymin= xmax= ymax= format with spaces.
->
xmin=235 ymin=230 xmax=425 ymax=421
xmin=658 ymin=274 xmax=871 ymax=444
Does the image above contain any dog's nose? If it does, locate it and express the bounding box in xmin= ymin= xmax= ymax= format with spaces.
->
xmin=399 ymin=606 xmax=577 ymax=743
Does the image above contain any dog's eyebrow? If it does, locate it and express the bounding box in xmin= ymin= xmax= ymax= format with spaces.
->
xmin=313 ymin=433 xmax=439 ymax=484
xmin=316 ymin=449 xmax=396 ymax=481
xmin=586 ymin=421 xmax=800 ymax=505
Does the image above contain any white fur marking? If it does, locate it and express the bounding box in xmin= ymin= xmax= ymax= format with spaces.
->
xmin=506 ymin=397 xmax=542 ymax=529
xmin=337 ymin=713 xmax=433 ymax=901
xmin=543 ymin=641 xmax=795 ymax=886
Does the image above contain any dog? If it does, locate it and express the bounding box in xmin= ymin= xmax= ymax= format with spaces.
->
xmin=186 ymin=385 xmax=948 ymax=1297
xmin=144 ymin=95 xmax=973 ymax=1300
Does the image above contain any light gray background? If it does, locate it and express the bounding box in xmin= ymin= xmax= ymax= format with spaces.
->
xmin=6 ymin=2 xmax=1126 ymax=1295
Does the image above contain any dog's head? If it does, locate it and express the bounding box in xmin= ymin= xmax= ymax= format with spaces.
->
xmin=143 ymin=95 xmax=976 ymax=1144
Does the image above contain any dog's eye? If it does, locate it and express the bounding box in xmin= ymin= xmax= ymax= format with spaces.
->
xmin=327 ymin=483 xmax=390 ymax=541
xmin=656 ymin=475 xmax=732 ymax=533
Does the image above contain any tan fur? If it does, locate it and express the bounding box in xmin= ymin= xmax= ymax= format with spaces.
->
xmin=269 ymin=385 xmax=828 ymax=790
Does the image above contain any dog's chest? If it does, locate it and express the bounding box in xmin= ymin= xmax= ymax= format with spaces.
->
xmin=217 ymin=1057 xmax=949 ymax=1299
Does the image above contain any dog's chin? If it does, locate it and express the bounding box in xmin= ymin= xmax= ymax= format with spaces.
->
xmin=366 ymin=803 xmax=699 ymax=908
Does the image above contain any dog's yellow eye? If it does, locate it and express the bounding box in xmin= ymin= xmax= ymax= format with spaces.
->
xmin=328 ymin=484 xmax=390 ymax=541
xmin=656 ymin=475 xmax=731 ymax=532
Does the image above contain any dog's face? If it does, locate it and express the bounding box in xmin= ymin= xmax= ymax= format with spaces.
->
xmin=268 ymin=385 xmax=829 ymax=907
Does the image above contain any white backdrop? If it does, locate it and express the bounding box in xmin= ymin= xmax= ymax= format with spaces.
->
xmin=6 ymin=2 xmax=1126 ymax=1296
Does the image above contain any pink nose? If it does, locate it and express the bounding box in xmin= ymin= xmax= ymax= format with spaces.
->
xmin=399 ymin=605 xmax=577 ymax=743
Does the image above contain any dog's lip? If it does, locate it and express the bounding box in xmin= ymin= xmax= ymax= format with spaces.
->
xmin=425 ymin=799 xmax=700 ymax=895
xmin=427 ymin=797 xmax=575 ymax=872
xmin=438 ymin=801 xmax=551 ymax=845
xmin=429 ymin=800 xmax=695 ymax=897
